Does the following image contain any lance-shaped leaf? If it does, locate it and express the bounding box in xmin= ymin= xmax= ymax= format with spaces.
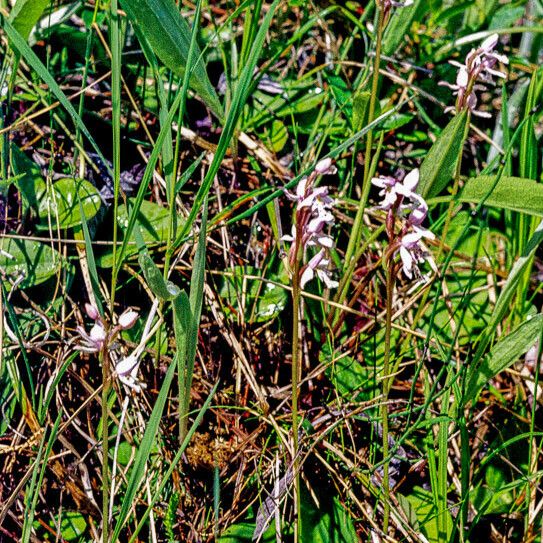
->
xmin=9 ymin=0 xmax=50 ymax=41
xmin=417 ymin=111 xmax=469 ymax=198
xmin=458 ymin=175 xmax=543 ymax=217
xmin=465 ymin=313 xmax=543 ymax=403
xmin=119 ymin=0 xmax=223 ymax=118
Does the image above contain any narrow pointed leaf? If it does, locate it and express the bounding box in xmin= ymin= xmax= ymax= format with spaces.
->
xmin=3 ymin=19 xmax=110 ymax=169
xmin=418 ymin=111 xmax=469 ymax=198
xmin=465 ymin=313 xmax=543 ymax=403
xmin=138 ymin=250 xmax=180 ymax=301
xmin=119 ymin=0 xmax=223 ymax=117
xmin=111 ymin=357 xmax=177 ymax=541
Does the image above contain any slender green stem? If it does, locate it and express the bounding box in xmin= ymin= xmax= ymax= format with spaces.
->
xmin=109 ymin=0 xmax=122 ymax=310
xmin=344 ymin=6 xmax=385 ymax=267
xmin=291 ymin=255 xmax=302 ymax=542
xmin=381 ymin=255 xmax=394 ymax=532
xmin=101 ymin=349 xmax=110 ymax=543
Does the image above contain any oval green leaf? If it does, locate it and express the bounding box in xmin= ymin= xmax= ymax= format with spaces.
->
xmin=37 ymin=178 xmax=102 ymax=230
xmin=97 ymin=199 xmax=172 ymax=267
xmin=0 ymin=237 xmax=62 ymax=288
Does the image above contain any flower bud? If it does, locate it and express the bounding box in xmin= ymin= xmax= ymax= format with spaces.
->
xmin=85 ymin=303 xmax=100 ymax=320
xmin=118 ymin=309 xmax=139 ymax=329
xmin=315 ymin=158 xmax=336 ymax=175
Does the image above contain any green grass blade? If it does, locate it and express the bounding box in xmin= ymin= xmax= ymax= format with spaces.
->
xmin=111 ymin=357 xmax=177 ymax=541
xmin=127 ymin=381 xmax=218 ymax=543
xmin=77 ymin=188 xmax=104 ymax=317
xmin=21 ymin=413 xmax=62 ymax=543
xmin=172 ymin=0 xmax=281 ymax=249
xmin=2 ymin=17 xmax=110 ymax=172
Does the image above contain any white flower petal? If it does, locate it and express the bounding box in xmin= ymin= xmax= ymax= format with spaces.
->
xmin=116 ymin=353 xmax=139 ymax=377
xmin=300 ymin=267 xmax=314 ymax=289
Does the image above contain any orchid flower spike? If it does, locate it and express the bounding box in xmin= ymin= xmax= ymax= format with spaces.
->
xmin=440 ymin=33 xmax=508 ymax=118
xmin=282 ymin=161 xmax=338 ymax=289
xmin=372 ymin=168 xmax=435 ymax=280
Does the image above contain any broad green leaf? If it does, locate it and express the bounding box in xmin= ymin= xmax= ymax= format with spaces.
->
xmin=352 ymin=91 xmax=371 ymax=132
xmin=9 ymin=0 xmax=50 ymax=40
xmin=301 ymin=492 xmax=358 ymax=543
xmin=119 ymin=0 xmax=223 ymax=117
xmin=382 ymin=0 xmax=423 ymax=57
xmin=118 ymin=196 xmax=171 ymax=240
xmin=249 ymin=85 xmax=325 ymax=122
xmin=173 ymin=290 xmax=191 ymax=375
xmin=10 ymin=144 xmax=46 ymax=213
xmin=177 ymin=200 xmax=207 ymax=441
xmin=489 ymin=6 xmax=526 ymax=30
xmin=262 ymin=119 xmax=288 ymax=153
xmin=459 ymin=175 xmax=543 ymax=216
xmin=218 ymin=521 xmax=277 ymax=542
xmin=326 ymin=73 xmax=351 ymax=109
xmin=471 ymin=482 xmax=514 ymax=516
xmin=0 ymin=237 xmax=62 ymax=288
xmin=471 ymin=464 xmax=514 ymax=516
xmin=322 ymin=348 xmax=376 ymax=401
xmin=37 ymin=178 xmax=102 ymax=230
xmin=57 ymin=511 xmax=87 ymax=541
xmin=397 ymin=493 xmax=421 ymax=531
xmin=405 ymin=487 xmax=453 ymax=543
xmin=379 ymin=112 xmax=414 ymax=132
xmin=465 ymin=313 xmax=543 ymax=403
xmin=418 ymin=111 xmax=469 ymax=198
xmin=97 ymin=200 xmax=172 ymax=267
xmin=116 ymin=441 xmax=134 ymax=466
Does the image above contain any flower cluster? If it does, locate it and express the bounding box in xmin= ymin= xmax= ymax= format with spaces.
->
xmin=440 ymin=33 xmax=508 ymax=118
xmin=77 ymin=304 xmax=145 ymax=392
xmin=372 ymin=169 xmax=435 ymax=279
xmin=282 ymin=158 xmax=338 ymax=289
